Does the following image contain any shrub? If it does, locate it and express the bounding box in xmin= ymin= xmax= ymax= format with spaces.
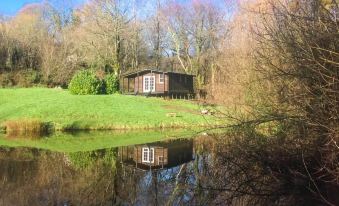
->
xmin=15 ymin=69 xmax=41 ymax=87
xmin=0 ymin=70 xmax=41 ymax=87
xmin=0 ymin=73 xmax=14 ymax=87
xmin=69 ymin=70 xmax=103 ymax=95
xmin=104 ymin=73 xmax=119 ymax=94
xmin=68 ymin=148 xmax=116 ymax=170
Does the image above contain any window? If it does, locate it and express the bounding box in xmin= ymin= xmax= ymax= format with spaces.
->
xmin=143 ymin=148 xmax=149 ymax=162
xmin=159 ymin=73 xmax=164 ymax=83
xmin=144 ymin=77 xmax=149 ymax=91
xmin=142 ymin=147 xmax=154 ymax=163
xmin=143 ymin=76 xmax=155 ymax=92
xmin=149 ymin=148 xmax=154 ymax=163
xmin=150 ymin=77 xmax=155 ymax=91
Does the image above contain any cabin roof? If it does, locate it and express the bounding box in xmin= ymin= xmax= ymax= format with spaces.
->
xmin=122 ymin=68 xmax=195 ymax=78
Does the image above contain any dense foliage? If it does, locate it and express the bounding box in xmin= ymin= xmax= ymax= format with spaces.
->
xmin=68 ymin=70 xmax=103 ymax=95
xmin=0 ymin=0 xmax=230 ymax=91
xmin=104 ymin=73 xmax=119 ymax=94
xmin=0 ymin=69 xmax=41 ymax=88
xmin=68 ymin=149 xmax=117 ymax=170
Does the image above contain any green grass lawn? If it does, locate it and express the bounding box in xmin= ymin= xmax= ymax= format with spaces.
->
xmin=0 ymin=129 xmax=199 ymax=152
xmin=0 ymin=88 xmax=218 ymax=130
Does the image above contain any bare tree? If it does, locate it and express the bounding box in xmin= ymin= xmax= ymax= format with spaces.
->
xmin=163 ymin=1 xmax=228 ymax=95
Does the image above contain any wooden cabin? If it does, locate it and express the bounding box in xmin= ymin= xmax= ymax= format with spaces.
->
xmin=121 ymin=69 xmax=195 ymax=98
xmin=118 ymin=139 xmax=194 ymax=171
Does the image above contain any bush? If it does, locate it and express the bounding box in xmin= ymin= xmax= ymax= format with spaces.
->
xmin=104 ymin=73 xmax=119 ymax=94
xmin=0 ymin=73 xmax=14 ymax=87
xmin=15 ymin=69 xmax=41 ymax=87
xmin=69 ymin=70 xmax=103 ymax=95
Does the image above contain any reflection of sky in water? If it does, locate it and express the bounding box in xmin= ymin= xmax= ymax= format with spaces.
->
xmin=142 ymin=171 xmax=153 ymax=187
xmin=158 ymin=166 xmax=181 ymax=181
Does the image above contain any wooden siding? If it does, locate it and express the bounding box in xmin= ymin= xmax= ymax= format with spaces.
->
xmin=168 ymin=73 xmax=194 ymax=93
xmin=118 ymin=146 xmax=168 ymax=166
xmin=122 ymin=70 xmax=194 ymax=95
xmin=133 ymin=72 xmax=169 ymax=93
xmin=135 ymin=146 xmax=168 ymax=166
xmin=118 ymin=139 xmax=194 ymax=170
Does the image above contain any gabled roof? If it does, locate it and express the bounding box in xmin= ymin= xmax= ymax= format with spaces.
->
xmin=122 ymin=68 xmax=195 ymax=77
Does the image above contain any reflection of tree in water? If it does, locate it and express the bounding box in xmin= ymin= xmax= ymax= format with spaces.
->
xmin=0 ymin=147 xmax=118 ymax=206
xmin=115 ymin=162 xmax=201 ymax=205
xmin=0 ymin=134 xmax=337 ymax=205
xmin=169 ymin=134 xmax=339 ymax=206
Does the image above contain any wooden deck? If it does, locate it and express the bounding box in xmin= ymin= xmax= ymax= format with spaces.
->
xmin=123 ymin=91 xmax=195 ymax=99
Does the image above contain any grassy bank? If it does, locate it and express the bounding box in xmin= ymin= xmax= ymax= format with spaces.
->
xmin=0 ymin=129 xmax=198 ymax=152
xmin=0 ymin=88 xmax=218 ymax=131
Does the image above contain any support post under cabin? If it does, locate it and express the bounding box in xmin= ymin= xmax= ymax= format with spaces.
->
xmin=136 ymin=146 xmax=138 ymax=168
xmin=127 ymin=77 xmax=130 ymax=93
xmin=122 ymin=77 xmax=125 ymax=94
xmin=137 ymin=72 xmax=139 ymax=94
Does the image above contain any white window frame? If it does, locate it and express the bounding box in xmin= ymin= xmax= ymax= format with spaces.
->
xmin=142 ymin=147 xmax=154 ymax=163
xmin=158 ymin=156 xmax=164 ymax=164
xmin=159 ymin=73 xmax=164 ymax=84
xmin=143 ymin=76 xmax=155 ymax=93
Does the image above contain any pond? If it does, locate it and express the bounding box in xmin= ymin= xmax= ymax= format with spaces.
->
xmin=0 ymin=131 xmax=200 ymax=206
xmin=0 ymin=130 xmax=337 ymax=205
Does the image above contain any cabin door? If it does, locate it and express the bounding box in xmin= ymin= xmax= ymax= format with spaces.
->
xmin=143 ymin=76 xmax=155 ymax=93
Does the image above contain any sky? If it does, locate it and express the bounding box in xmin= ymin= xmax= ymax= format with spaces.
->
xmin=0 ymin=0 xmax=85 ymax=16
xmin=0 ymin=0 xmax=41 ymax=15
xmin=0 ymin=0 xmax=228 ymax=16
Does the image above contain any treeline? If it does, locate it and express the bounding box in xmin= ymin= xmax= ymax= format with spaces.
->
xmin=0 ymin=0 xmax=232 ymax=91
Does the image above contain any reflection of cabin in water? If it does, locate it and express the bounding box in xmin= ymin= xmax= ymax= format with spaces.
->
xmin=121 ymin=69 xmax=195 ymax=98
xmin=118 ymin=139 xmax=193 ymax=171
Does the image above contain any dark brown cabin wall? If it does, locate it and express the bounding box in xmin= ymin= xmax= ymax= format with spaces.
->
xmin=128 ymin=78 xmax=134 ymax=92
xmin=154 ymin=73 xmax=169 ymax=93
xmin=131 ymin=75 xmax=143 ymax=93
xmin=155 ymin=147 xmax=168 ymax=165
xmin=134 ymin=75 xmax=143 ymax=93
xmin=167 ymin=140 xmax=193 ymax=166
xmin=133 ymin=72 xmax=169 ymax=93
xmin=118 ymin=146 xmax=136 ymax=163
xmin=168 ymin=73 xmax=194 ymax=93
xmin=156 ymin=73 xmax=164 ymax=92
xmin=139 ymin=75 xmax=143 ymax=93
xmin=135 ymin=147 xmax=168 ymax=166
xmin=187 ymin=76 xmax=194 ymax=92
xmin=123 ymin=70 xmax=193 ymax=94
xmin=134 ymin=76 xmax=137 ymax=93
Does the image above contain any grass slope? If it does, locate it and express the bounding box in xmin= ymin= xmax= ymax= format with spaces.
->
xmin=0 ymin=88 xmax=216 ymax=130
xmin=0 ymin=129 xmax=198 ymax=152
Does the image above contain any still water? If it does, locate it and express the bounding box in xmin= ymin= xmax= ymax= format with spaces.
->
xmin=0 ymin=132 xmax=215 ymax=206
xmin=0 ymin=131 xmax=337 ymax=206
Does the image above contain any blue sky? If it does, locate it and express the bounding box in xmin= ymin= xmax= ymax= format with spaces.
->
xmin=0 ymin=0 xmax=42 ymax=15
xmin=0 ymin=0 xmax=85 ymax=16
xmin=0 ymin=0 xmax=227 ymax=16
